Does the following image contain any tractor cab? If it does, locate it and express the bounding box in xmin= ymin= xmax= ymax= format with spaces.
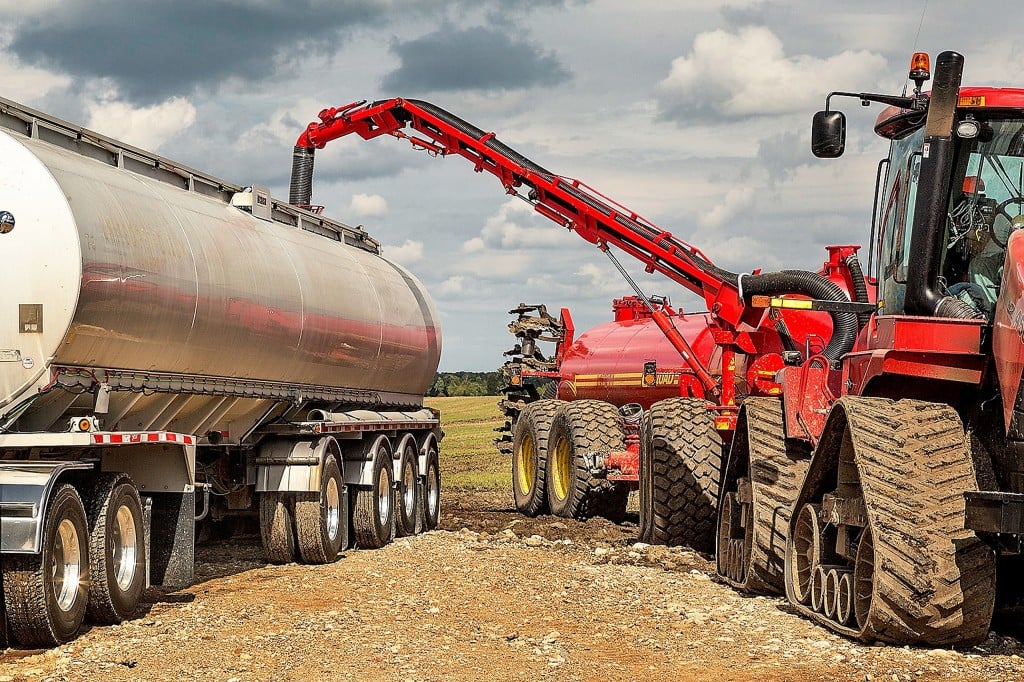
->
xmin=813 ymin=52 xmax=1024 ymax=320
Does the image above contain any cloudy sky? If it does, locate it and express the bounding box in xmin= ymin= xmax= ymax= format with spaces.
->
xmin=3 ymin=0 xmax=1022 ymax=371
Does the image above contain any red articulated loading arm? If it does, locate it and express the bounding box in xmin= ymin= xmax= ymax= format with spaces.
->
xmin=291 ymin=98 xmax=867 ymax=416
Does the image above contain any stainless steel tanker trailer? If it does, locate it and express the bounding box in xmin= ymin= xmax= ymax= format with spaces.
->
xmin=0 ymin=96 xmax=442 ymax=646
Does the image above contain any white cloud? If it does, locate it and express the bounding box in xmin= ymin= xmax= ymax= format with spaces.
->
xmin=347 ymin=193 xmax=388 ymax=217
xmin=383 ymin=239 xmax=424 ymax=266
xmin=700 ymin=186 xmax=756 ymax=229
xmin=0 ymin=30 xmax=71 ymax=103
xmin=658 ymin=26 xmax=887 ymax=120
xmin=473 ymin=199 xmax=576 ymax=250
xmin=437 ymin=276 xmax=465 ymax=295
xmin=86 ymin=94 xmax=196 ymax=151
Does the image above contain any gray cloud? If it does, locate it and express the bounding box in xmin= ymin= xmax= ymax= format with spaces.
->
xmin=8 ymin=1 xmax=387 ymax=104
xmin=380 ymin=25 xmax=571 ymax=93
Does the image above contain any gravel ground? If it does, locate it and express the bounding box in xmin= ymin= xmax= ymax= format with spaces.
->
xmin=2 ymin=490 xmax=1023 ymax=681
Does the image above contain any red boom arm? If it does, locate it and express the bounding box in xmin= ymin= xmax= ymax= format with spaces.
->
xmin=296 ymin=98 xmax=758 ymax=398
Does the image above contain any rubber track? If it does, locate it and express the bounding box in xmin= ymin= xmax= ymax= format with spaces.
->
xmin=743 ymin=398 xmax=810 ymax=593
xmin=512 ymin=400 xmax=562 ymax=516
xmin=551 ymin=400 xmax=627 ymax=520
xmin=647 ymin=398 xmax=723 ymax=552
xmin=818 ymin=398 xmax=995 ymax=646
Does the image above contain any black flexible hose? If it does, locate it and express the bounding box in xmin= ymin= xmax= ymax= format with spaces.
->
xmin=845 ymin=255 xmax=872 ymax=330
xmin=741 ymin=270 xmax=859 ymax=366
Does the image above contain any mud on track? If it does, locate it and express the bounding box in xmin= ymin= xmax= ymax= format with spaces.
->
xmin=2 ymin=490 xmax=1024 ymax=681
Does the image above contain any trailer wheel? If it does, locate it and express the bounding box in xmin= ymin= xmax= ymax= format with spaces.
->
xmin=3 ymin=484 xmax=90 ymax=646
xmin=259 ymin=492 xmax=296 ymax=564
xmin=512 ymin=400 xmax=560 ymax=516
xmin=644 ymin=398 xmax=722 ymax=551
xmin=421 ymin=448 xmax=441 ymax=531
xmin=546 ymin=400 xmax=625 ymax=520
xmin=84 ymin=474 xmax=145 ymax=624
xmin=353 ymin=445 xmax=395 ymax=548
xmin=295 ymin=455 xmax=345 ymax=564
xmin=395 ymin=443 xmax=420 ymax=537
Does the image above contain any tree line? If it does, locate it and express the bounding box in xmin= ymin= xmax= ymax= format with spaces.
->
xmin=426 ymin=371 xmax=504 ymax=397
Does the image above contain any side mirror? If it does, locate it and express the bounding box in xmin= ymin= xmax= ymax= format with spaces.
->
xmin=811 ymin=110 xmax=846 ymax=158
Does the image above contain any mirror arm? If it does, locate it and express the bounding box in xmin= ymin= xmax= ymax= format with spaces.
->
xmin=826 ymin=91 xmax=921 ymax=112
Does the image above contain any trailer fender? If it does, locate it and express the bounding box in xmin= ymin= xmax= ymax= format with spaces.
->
xmin=345 ymin=435 xmax=393 ymax=487
xmin=256 ymin=436 xmax=342 ymax=493
xmin=418 ymin=432 xmax=440 ymax=480
xmin=0 ymin=461 xmax=94 ymax=553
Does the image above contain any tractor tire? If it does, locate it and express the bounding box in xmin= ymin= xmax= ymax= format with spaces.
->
xmin=84 ymin=474 xmax=146 ymax=624
xmin=511 ymin=400 xmax=561 ymax=516
xmin=294 ymin=455 xmax=346 ymax=564
xmin=3 ymin=484 xmax=90 ymax=646
xmin=644 ymin=398 xmax=723 ymax=552
xmin=545 ymin=400 xmax=625 ymax=520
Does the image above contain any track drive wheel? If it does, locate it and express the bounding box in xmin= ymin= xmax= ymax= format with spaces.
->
xmin=511 ymin=400 xmax=561 ymax=516
xmin=353 ymin=443 xmax=396 ymax=549
xmin=546 ymin=400 xmax=626 ymax=520
xmin=640 ymin=398 xmax=723 ymax=552
xmin=717 ymin=397 xmax=809 ymax=593
xmin=3 ymin=484 xmax=90 ymax=645
xmin=260 ymin=492 xmax=297 ymax=564
xmin=84 ymin=474 xmax=146 ymax=624
xmin=295 ymin=455 xmax=346 ymax=563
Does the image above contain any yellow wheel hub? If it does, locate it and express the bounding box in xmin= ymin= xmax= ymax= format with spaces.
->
xmin=515 ymin=435 xmax=535 ymax=495
xmin=550 ymin=437 xmax=571 ymax=501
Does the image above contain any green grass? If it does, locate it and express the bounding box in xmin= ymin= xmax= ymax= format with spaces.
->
xmin=425 ymin=396 xmax=509 ymax=490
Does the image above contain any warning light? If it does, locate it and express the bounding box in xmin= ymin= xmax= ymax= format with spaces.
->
xmin=962 ymin=176 xmax=985 ymax=196
xmin=909 ymin=52 xmax=930 ymax=83
xmin=510 ymin=367 xmax=522 ymax=386
xmin=642 ymin=361 xmax=657 ymax=388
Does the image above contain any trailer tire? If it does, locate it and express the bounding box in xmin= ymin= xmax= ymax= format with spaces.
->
xmin=395 ymin=444 xmax=420 ymax=537
xmin=645 ymin=398 xmax=722 ymax=552
xmin=260 ymin=492 xmax=296 ymax=564
xmin=295 ymin=455 xmax=345 ymax=564
xmin=546 ymin=400 xmax=625 ymax=520
xmin=84 ymin=474 xmax=145 ymax=624
xmin=354 ymin=446 xmax=395 ymax=549
xmin=3 ymin=484 xmax=90 ymax=646
xmin=421 ymin=449 xmax=441 ymax=531
xmin=512 ymin=400 xmax=560 ymax=516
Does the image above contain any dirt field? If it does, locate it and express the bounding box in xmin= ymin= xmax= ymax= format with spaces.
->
xmin=2 ymin=398 xmax=1024 ymax=681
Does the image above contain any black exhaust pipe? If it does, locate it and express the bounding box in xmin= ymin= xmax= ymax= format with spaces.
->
xmin=904 ymin=51 xmax=979 ymax=318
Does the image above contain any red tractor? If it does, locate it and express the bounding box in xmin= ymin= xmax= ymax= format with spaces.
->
xmin=293 ymin=50 xmax=1024 ymax=646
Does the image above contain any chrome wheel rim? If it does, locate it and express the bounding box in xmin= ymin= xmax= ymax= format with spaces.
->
xmin=377 ymin=465 xmax=392 ymax=522
xmin=52 ymin=518 xmax=82 ymax=611
xmin=326 ymin=476 xmax=341 ymax=541
xmin=112 ymin=504 xmax=138 ymax=591
xmin=403 ymin=458 xmax=416 ymax=512
xmin=427 ymin=461 xmax=440 ymax=517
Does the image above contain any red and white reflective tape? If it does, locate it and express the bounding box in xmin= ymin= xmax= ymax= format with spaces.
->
xmin=91 ymin=432 xmax=195 ymax=446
